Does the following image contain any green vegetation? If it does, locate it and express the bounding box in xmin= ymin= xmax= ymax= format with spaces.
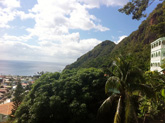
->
xmin=161 ymin=58 xmax=165 ymax=69
xmin=11 ymin=81 xmax=24 ymax=116
xmin=119 ymin=0 xmax=164 ymax=20
xmin=11 ymin=57 xmax=165 ymax=123
xmin=65 ymin=40 xmax=116 ymax=70
xmin=97 ymin=56 xmax=154 ymax=123
xmin=139 ymin=71 xmax=165 ymax=121
xmin=13 ymin=69 xmax=107 ymax=123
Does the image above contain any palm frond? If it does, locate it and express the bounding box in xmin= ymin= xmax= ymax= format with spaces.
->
xmin=115 ymin=60 xmax=124 ymax=81
xmin=114 ymin=96 xmax=122 ymax=123
xmin=126 ymin=68 xmax=144 ymax=84
xmin=97 ymin=94 xmax=119 ymax=123
xmin=131 ymin=84 xmax=155 ymax=98
xmin=98 ymin=94 xmax=119 ymax=114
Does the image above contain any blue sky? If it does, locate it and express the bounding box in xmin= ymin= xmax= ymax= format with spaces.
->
xmin=0 ymin=0 xmax=162 ymax=67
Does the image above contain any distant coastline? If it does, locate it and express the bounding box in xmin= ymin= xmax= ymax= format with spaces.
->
xmin=0 ymin=60 xmax=64 ymax=76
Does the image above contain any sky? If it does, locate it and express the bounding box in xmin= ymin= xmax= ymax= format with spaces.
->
xmin=0 ymin=0 xmax=162 ymax=67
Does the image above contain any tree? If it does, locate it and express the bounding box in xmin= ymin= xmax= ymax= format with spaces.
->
xmin=13 ymin=69 xmax=107 ymax=123
xmin=161 ymin=58 xmax=165 ymax=70
xmin=119 ymin=0 xmax=164 ymax=20
xmin=11 ymin=81 xmax=24 ymax=116
xmin=139 ymin=71 xmax=165 ymax=121
xmin=97 ymin=56 xmax=153 ymax=123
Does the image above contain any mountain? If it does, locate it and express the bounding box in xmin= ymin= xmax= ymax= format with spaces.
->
xmin=65 ymin=2 xmax=165 ymax=71
xmin=65 ymin=40 xmax=116 ymax=69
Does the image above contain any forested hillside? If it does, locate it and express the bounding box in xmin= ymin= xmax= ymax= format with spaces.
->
xmin=65 ymin=40 xmax=116 ymax=69
xmin=65 ymin=2 xmax=165 ymax=71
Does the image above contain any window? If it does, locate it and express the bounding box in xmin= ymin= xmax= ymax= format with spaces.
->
xmin=163 ymin=40 xmax=165 ymax=45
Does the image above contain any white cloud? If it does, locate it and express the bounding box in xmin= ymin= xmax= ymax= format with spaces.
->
xmin=0 ymin=40 xmax=41 ymax=61
xmin=115 ymin=35 xmax=127 ymax=44
xmin=78 ymin=0 xmax=129 ymax=7
xmin=0 ymin=0 xmax=20 ymax=28
xmin=23 ymin=0 xmax=110 ymax=40
xmin=95 ymin=24 xmax=109 ymax=31
xmin=16 ymin=11 xmax=35 ymax=20
xmin=3 ymin=33 xmax=32 ymax=42
xmin=0 ymin=38 xmax=101 ymax=65
xmin=0 ymin=0 xmax=20 ymax=9
xmin=101 ymin=0 xmax=129 ymax=6
xmin=0 ymin=0 xmax=129 ymax=67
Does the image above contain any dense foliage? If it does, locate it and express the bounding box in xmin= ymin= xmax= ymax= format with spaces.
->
xmin=139 ymin=71 xmax=165 ymax=121
xmin=65 ymin=40 xmax=116 ymax=70
xmin=119 ymin=0 xmax=164 ymax=20
xmin=11 ymin=81 xmax=24 ymax=116
xmin=13 ymin=60 xmax=165 ymax=123
xmin=13 ymin=68 xmax=107 ymax=123
xmin=97 ymin=56 xmax=155 ymax=123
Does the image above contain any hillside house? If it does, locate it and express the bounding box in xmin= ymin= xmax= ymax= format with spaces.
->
xmin=0 ymin=102 xmax=13 ymax=122
xmin=150 ymin=37 xmax=165 ymax=72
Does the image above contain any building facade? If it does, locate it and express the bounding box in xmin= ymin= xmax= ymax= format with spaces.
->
xmin=150 ymin=37 xmax=165 ymax=72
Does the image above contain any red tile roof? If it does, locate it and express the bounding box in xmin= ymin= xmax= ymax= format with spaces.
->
xmin=0 ymin=102 xmax=13 ymax=115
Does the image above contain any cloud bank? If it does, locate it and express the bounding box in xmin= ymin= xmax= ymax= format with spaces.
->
xmin=0 ymin=0 xmax=128 ymax=67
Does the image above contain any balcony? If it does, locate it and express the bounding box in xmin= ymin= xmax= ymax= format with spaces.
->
xmin=151 ymin=45 xmax=161 ymax=52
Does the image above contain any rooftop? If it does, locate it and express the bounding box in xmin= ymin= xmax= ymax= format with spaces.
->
xmin=0 ymin=102 xmax=13 ymax=115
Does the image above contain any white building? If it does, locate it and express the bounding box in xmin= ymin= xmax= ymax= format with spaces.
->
xmin=150 ymin=37 xmax=165 ymax=72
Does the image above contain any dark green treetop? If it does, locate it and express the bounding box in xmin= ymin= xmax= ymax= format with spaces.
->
xmin=11 ymin=81 xmax=24 ymax=116
xmin=13 ymin=68 xmax=107 ymax=123
xmin=119 ymin=0 xmax=164 ymax=20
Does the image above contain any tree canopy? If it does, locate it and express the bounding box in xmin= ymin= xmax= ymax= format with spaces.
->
xmin=119 ymin=0 xmax=165 ymax=20
xmin=13 ymin=69 xmax=107 ymax=123
xmin=11 ymin=81 xmax=24 ymax=117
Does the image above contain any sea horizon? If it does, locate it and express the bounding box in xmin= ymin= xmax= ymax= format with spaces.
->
xmin=0 ymin=60 xmax=65 ymax=76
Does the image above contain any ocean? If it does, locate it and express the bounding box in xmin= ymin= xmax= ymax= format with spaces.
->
xmin=0 ymin=60 xmax=65 ymax=76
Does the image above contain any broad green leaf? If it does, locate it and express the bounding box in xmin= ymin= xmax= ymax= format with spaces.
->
xmin=161 ymin=89 xmax=165 ymax=98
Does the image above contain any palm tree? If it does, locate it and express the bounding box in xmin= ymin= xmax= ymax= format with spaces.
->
xmin=97 ymin=56 xmax=153 ymax=123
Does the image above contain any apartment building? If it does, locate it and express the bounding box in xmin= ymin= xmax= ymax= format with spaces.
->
xmin=150 ymin=37 xmax=165 ymax=72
